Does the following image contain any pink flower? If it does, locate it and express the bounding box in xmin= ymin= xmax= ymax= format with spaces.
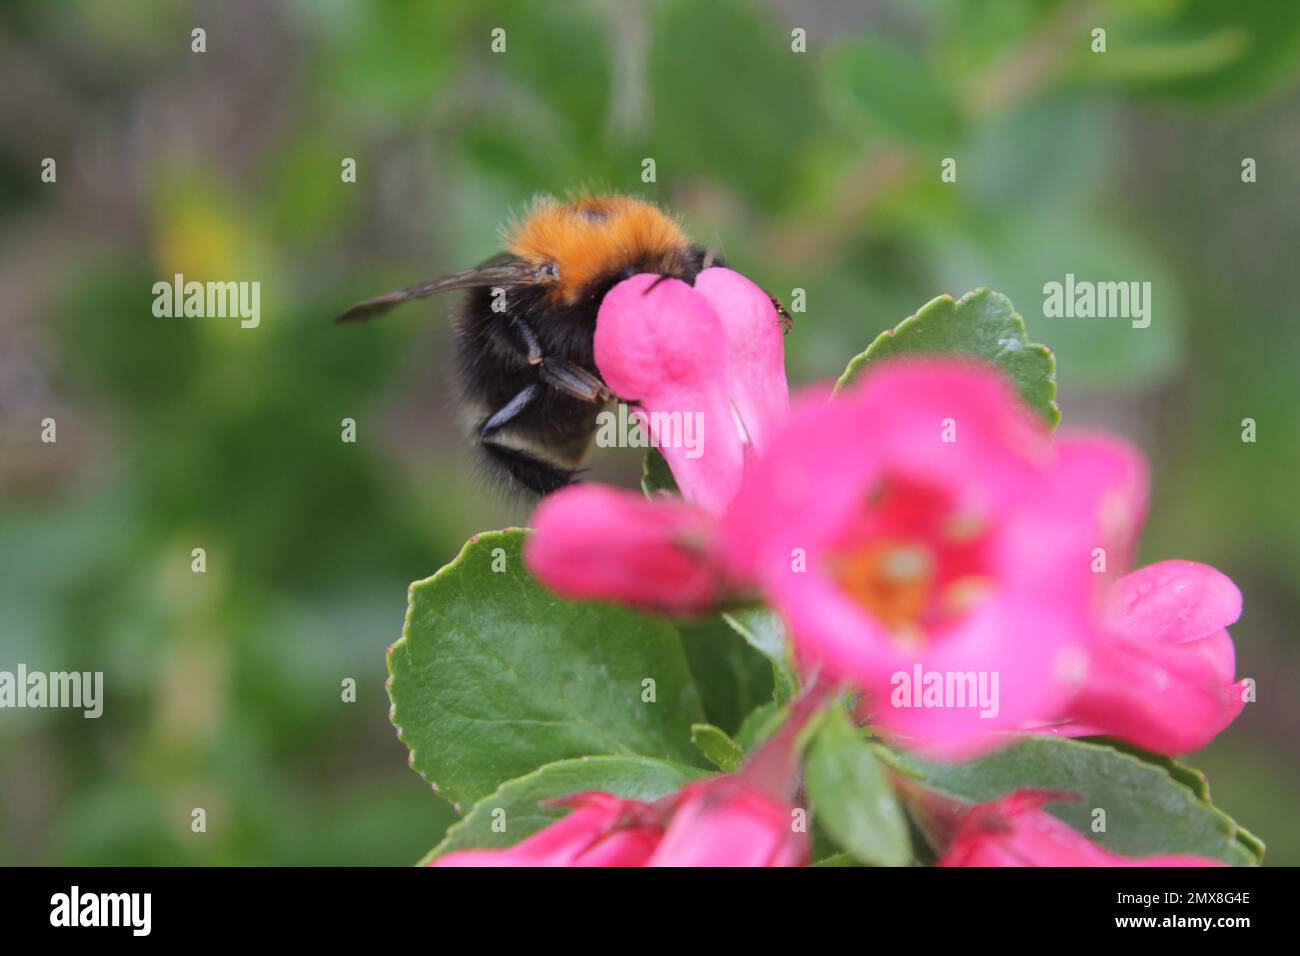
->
xmin=594 ymin=268 xmax=789 ymax=515
xmin=431 ymin=792 xmax=663 ymax=867
xmin=431 ymin=777 xmax=806 ymax=868
xmin=719 ymin=361 xmax=1114 ymax=757
xmin=525 ymin=484 xmax=723 ymax=614
xmin=937 ymin=790 xmax=1226 ymax=867
xmin=1052 ymin=433 xmax=1149 ymax=573
xmin=526 ymin=358 xmax=1247 ymax=757
xmin=430 ymin=686 xmax=823 ymax=867
xmin=1051 ymin=560 xmax=1248 ymax=754
xmin=647 ymin=778 xmax=806 ymax=866
xmin=1019 ymin=437 xmax=1249 ymax=754
xmin=650 ymin=681 xmax=819 ymax=866
xmin=533 ymin=361 xmax=1117 ymax=755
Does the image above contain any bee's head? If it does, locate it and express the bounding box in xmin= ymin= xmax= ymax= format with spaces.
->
xmin=504 ymin=195 xmax=694 ymax=307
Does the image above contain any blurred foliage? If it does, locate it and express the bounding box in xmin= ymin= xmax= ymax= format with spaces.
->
xmin=1 ymin=0 xmax=1298 ymax=865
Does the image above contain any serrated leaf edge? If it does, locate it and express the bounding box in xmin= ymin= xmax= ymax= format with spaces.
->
xmin=386 ymin=528 xmax=530 ymax=811
xmin=834 ymin=287 xmax=1061 ymax=427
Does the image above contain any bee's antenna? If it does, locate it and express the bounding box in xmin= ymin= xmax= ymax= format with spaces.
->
xmin=335 ymin=261 xmax=538 ymax=323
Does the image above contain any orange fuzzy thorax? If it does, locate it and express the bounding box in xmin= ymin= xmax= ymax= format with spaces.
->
xmin=504 ymin=195 xmax=692 ymax=305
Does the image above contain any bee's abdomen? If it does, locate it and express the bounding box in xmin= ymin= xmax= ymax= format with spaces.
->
xmin=478 ymin=440 xmax=580 ymax=496
xmin=454 ymin=286 xmax=603 ymax=495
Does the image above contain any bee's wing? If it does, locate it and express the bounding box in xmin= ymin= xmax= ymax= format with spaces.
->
xmin=335 ymin=258 xmax=536 ymax=323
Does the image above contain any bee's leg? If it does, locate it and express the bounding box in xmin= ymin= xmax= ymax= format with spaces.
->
xmin=478 ymin=383 xmax=541 ymax=438
xmin=539 ymin=357 xmax=612 ymax=403
xmin=483 ymin=315 xmax=543 ymax=367
xmin=496 ymin=310 xmax=610 ymax=402
xmin=499 ymin=315 xmax=607 ymax=402
xmin=507 ymin=316 xmax=543 ymax=365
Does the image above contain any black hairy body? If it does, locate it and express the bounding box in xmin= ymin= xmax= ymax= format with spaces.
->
xmin=336 ymin=194 xmax=792 ymax=497
xmin=454 ymin=248 xmax=713 ymax=494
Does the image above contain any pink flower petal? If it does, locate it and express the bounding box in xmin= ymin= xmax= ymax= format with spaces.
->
xmin=571 ymin=828 xmax=662 ymax=866
xmin=524 ymin=484 xmax=721 ymax=613
xmin=692 ymin=267 xmax=790 ymax=455
xmin=594 ymin=274 xmax=745 ymax=515
xmin=647 ymin=781 xmax=806 ymax=867
xmin=431 ymin=793 xmax=651 ymax=867
xmin=1052 ymin=433 xmax=1149 ymax=576
xmin=1103 ymin=560 xmax=1243 ymax=644
xmin=723 ymin=360 xmax=1093 ymax=757
xmin=846 ymin=358 xmax=1051 ymax=514
xmin=1051 ymin=560 xmax=1246 ymax=754
xmin=940 ymin=790 xmax=1226 ymax=867
xmin=1062 ymin=629 xmax=1245 ymax=755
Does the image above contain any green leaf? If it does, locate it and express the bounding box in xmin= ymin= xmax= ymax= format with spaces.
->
xmin=678 ymin=614 xmax=775 ymax=734
xmin=899 ymin=737 xmax=1263 ymax=865
xmin=720 ymin=607 xmax=785 ymax=663
xmin=641 ymin=447 xmax=680 ymax=497
xmin=722 ymin=607 xmax=799 ymax=704
xmin=804 ymin=706 xmax=912 ymax=867
xmin=1091 ymin=737 xmax=1212 ymax=801
xmin=690 ymin=723 xmax=745 ymax=772
xmin=812 ymin=851 xmax=866 ymax=867
xmin=388 ymin=530 xmax=708 ymax=810
xmin=835 ymin=287 xmax=1060 ymax=427
xmin=1086 ymin=737 xmax=1266 ymax=862
xmin=735 ymin=701 xmax=784 ymax=753
xmin=423 ymin=755 xmax=705 ymax=864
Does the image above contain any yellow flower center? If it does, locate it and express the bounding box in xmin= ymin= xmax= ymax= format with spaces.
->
xmin=834 ymin=539 xmax=934 ymax=637
xmin=830 ymin=480 xmax=998 ymax=643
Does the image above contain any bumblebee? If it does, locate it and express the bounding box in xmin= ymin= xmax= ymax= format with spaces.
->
xmin=338 ymin=194 xmax=789 ymax=495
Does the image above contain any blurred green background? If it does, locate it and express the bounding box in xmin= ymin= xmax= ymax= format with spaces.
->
xmin=2 ymin=0 xmax=1298 ymax=865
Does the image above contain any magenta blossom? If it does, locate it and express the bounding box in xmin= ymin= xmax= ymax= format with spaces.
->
xmin=1046 ymin=560 xmax=1248 ymax=754
xmin=717 ymin=362 xmax=1112 ymax=757
xmin=526 ymin=484 xmax=723 ymax=613
xmin=937 ymin=790 xmax=1226 ymax=867
xmin=430 ymin=687 xmax=822 ymax=867
xmin=593 ymin=268 xmax=789 ymax=515
xmin=1018 ymin=437 xmax=1249 ymax=754
xmin=431 ymin=792 xmax=663 ymax=867
xmin=527 ymin=356 xmax=1249 ymax=757
xmin=647 ymin=777 xmax=807 ymax=866
xmin=531 ymin=361 xmax=1121 ymax=756
xmin=431 ymin=778 xmax=806 ymax=868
